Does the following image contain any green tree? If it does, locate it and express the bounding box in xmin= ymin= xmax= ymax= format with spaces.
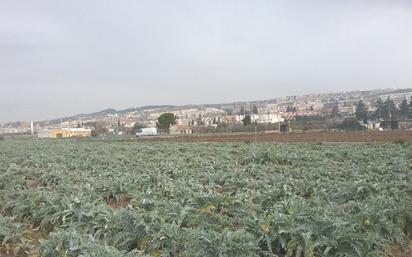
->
xmin=399 ymin=96 xmax=409 ymax=119
xmin=90 ymin=121 xmax=107 ymax=137
xmin=409 ymin=96 xmax=412 ymax=119
xmin=331 ymin=105 xmax=339 ymax=118
xmin=383 ymin=97 xmax=398 ymax=121
xmin=355 ymin=100 xmax=367 ymax=122
xmin=130 ymin=123 xmax=144 ymax=135
xmin=374 ymin=98 xmax=385 ymax=120
xmin=196 ymin=114 xmax=204 ymax=126
xmin=240 ymin=106 xmax=246 ymax=115
xmin=340 ymin=117 xmax=362 ymax=130
xmin=286 ymin=105 xmax=296 ymax=112
xmin=156 ymin=113 xmax=177 ymax=131
xmin=242 ymin=115 xmax=251 ymax=126
xmin=252 ymin=105 xmax=259 ymax=115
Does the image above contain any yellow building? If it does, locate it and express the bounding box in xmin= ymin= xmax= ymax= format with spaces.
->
xmin=39 ymin=128 xmax=92 ymax=138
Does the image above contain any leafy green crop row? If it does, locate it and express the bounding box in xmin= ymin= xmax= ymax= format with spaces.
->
xmin=0 ymin=140 xmax=411 ymax=257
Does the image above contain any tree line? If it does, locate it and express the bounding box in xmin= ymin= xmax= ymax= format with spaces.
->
xmin=355 ymin=96 xmax=412 ymax=122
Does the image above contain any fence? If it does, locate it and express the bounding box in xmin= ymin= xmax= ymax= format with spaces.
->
xmin=135 ymin=130 xmax=412 ymax=143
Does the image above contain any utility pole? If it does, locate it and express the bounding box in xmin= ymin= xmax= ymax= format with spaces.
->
xmin=285 ymin=119 xmax=289 ymax=144
xmin=362 ymin=125 xmax=365 ymax=142
xmin=254 ymin=126 xmax=257 ymax=144
xmin=323 ymin=123 xmax=326 ymax=143
xmin=323 ymin=112 xmax=327 ymax=143
xmin=388 ymin=100 xmax=392 ymax=130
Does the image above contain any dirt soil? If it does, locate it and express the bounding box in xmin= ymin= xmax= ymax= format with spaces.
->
xmin=389 ymin=242 xmax=412 ymax=257
xmin=135 ymin=130 xmax=412 ymax=144
xmin=106 ymin=195 xmax=131 ymax=209
xmin=0 ymin=247 xmax=28 ymax=257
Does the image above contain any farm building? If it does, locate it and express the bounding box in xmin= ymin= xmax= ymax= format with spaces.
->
xmin=170 ymin=124 xmax=192 ymax=135
xmin=38 ymin=128 xmax=92 ymax=138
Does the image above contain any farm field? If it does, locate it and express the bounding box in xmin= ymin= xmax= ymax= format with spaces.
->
xmin=136 ymin=130 xmax=412 ymax=144
xmin=0 ymin=140 xmax=411 ymax=257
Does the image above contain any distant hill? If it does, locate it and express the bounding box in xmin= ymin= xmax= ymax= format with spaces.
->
xmin=3 ymin=88 xmax=412 ymax=127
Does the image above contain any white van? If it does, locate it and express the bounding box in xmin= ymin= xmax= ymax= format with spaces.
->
xmin=136 ymin=127 xmax=158 ymax=137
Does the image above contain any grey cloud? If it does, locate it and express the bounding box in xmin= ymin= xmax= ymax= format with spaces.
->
xmin=0 ymin=0 xmax=411 ymax=122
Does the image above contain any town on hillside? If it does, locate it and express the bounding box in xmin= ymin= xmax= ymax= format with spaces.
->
xmin=1 ymin=88 xmax=412 ymax=137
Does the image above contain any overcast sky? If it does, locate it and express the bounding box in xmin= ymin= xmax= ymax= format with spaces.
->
xmin=1 ymin=0 xmax=412 ymax=122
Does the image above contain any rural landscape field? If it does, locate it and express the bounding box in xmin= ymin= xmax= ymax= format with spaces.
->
xmin=0 ymin=139 xmax=411 ymax=257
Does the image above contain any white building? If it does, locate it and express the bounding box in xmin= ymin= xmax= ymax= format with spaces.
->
xmin=251 ymin=114 xmax=284 ymax=124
